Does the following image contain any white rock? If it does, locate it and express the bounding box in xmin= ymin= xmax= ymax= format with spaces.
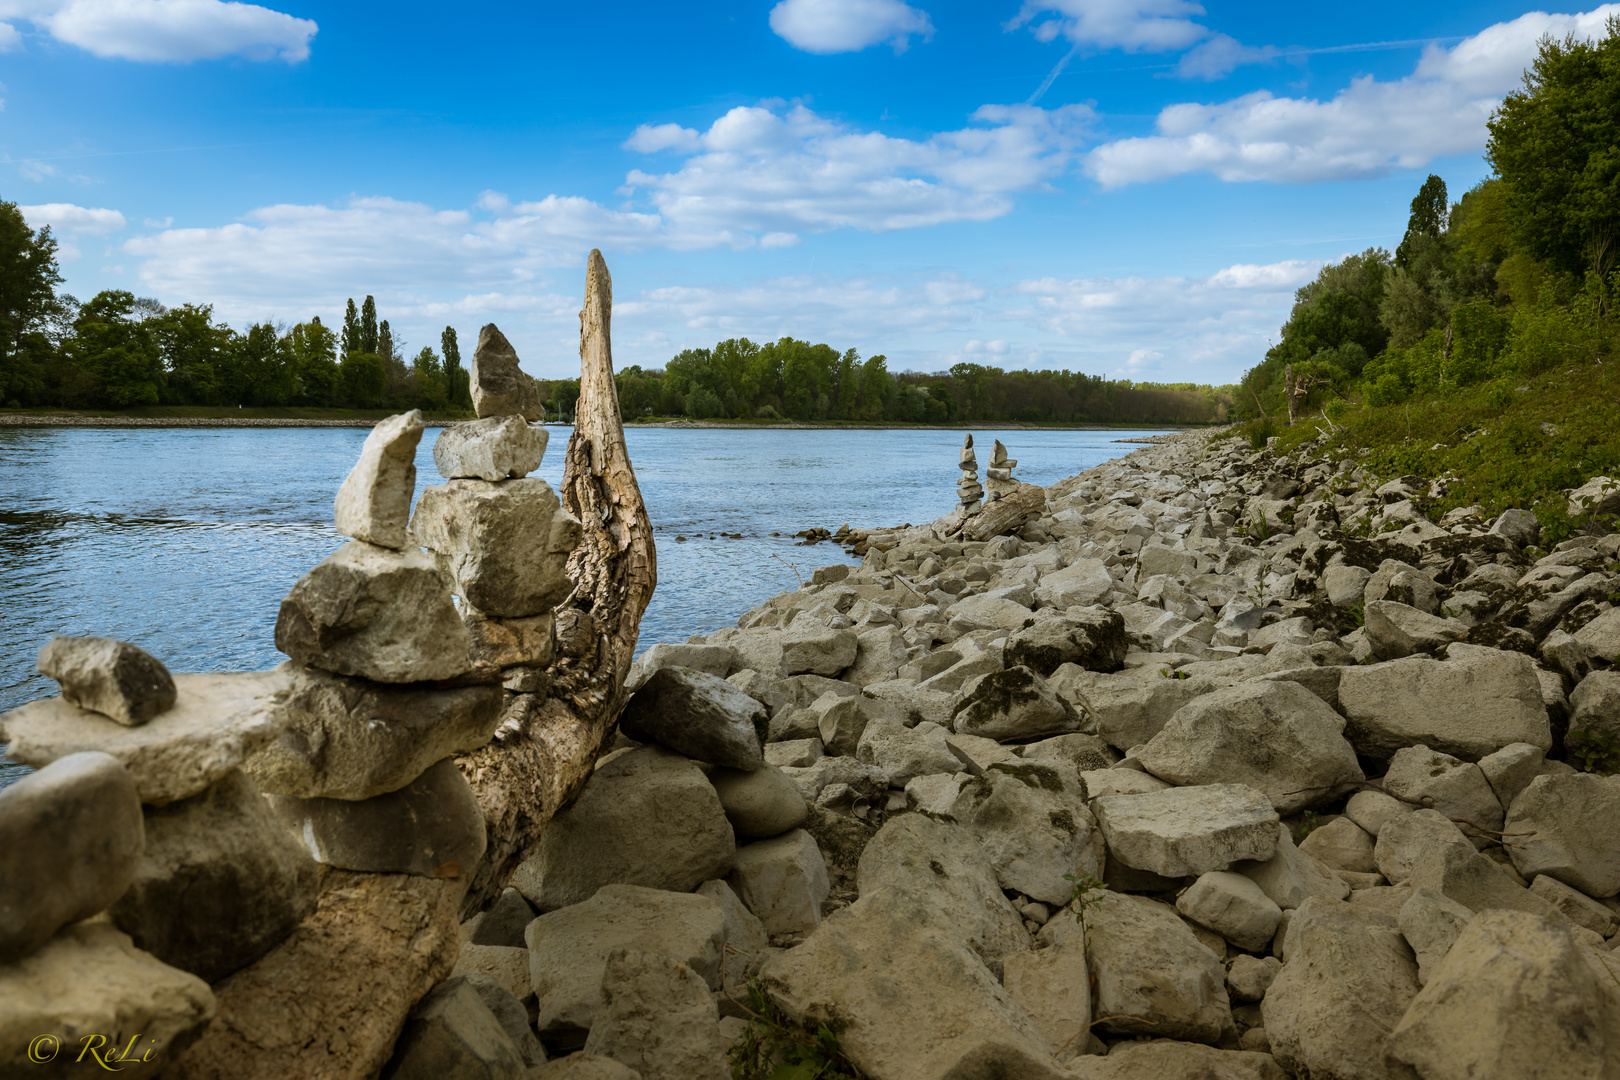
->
xmin=1343 ymin=789 xmax=1412 ymax=838
xmin=334 ymin=410 xmax=423 ymax=550
xmin=1398 ymin=885 xmax=1476 ymax=986
xmin=1505 ymin=773 xmax=1620 ymax=898
xmin=412 ymin=478 xmax=581 ymax=619
xmin=1383 ymin=745 xmax=1503 ymax=844
xmin=1093 ymin=784 xmax=1280 ymax=879
xmin=433 ymin=416 xmax=548 ymax=481
xmin=1176 ymin=870 xmax=1284 ymax=951
xmin=1373 ymin=809 xmax=1474 ymax=886
xmin=1338 ymin=648 xmax=1551 ymax=761
xmin=949 ymin=761 xmax=1104 ymax=906
xmin=1232 ymin=824 xmax=1350 ymax=910
xmin=728 ymin=828 xmax=829 ymax=936
xmin=1001 ymin=939 xmax=1090 ymax=1063
xmin=582 ymin=950 xmax=728 ymax=1080
xmin=1298 ymin=816 xmax=1377 ymax=873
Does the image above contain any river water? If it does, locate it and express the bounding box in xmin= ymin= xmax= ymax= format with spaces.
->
xmin=0 ymin=425 xmax=1162 ymax=786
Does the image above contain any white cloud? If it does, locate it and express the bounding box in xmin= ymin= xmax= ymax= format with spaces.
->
xmin=19 ymin=202 xmax=126 ymax=233
xmin=0 ymin=0 xmax=316 ymax=62
xmin=623 ymin=122 xmax=702 ymax=154
xmin=1086 ymin=3 xmax=1620 ymax=186
xmin=1174 ymin=33 xmax=1277 ymax=79
xmin=1007 ymin=0 xmax=1209 ymax=52
xmin=769 ymin=0 xmax=933 ymax=54
xmin=0 ymin=19 xmax=21 ymax=48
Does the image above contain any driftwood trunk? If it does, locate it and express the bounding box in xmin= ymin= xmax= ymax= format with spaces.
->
xmin=958 ymin=483 xmax=1046 ymax=542
xmin=456 ymin=249 xmax=656 ymax=914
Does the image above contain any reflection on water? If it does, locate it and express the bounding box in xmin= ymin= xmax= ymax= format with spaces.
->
xmin=0 ymin=424 xmax=1156 ymax=786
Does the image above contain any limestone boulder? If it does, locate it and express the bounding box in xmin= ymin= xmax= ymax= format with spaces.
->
xmin=845 ymin=623 xmax=910 ymax=687
xmin=760 ymin=888 xmax=1070 ymax=1080
xmin=275 ymin=541 xmax=473 ymax=682
xmin=582 ymin=950 xmax=728 ymax=1080
xmin=1364 ymin=600 xmax=1466 ymax=660
xmin=1093 ymin=784 xmax=1280 ymax=879
xmin=334 ymin=409 xmax=424 ymax=550
xmin=512 ymin=747 xmax=735 ymax=911
xmin=1386 ymin=910 xmax=1620 ymax=1079
xmin=1136 ymin=680 xmax=1363 ymax=814
xmin=1324 ymin=563 xmax=1372 ymax=607
xmin=619 ymin=667 xmax=766 ymax=771
xmin=1343 ymin=789 xmax=1412 ymax=838
xmin=1408 ymin=840 xmax=1562 ymax=921
xmin=1567 ymin=474 xmax=1620 ymax=517
xmin=1034 ymin=557 xmax=1115 ymax=608
xmin=459 ymin=973 xmax=547 ymax=1067
xmin=1569 ymin=669 xmax=1620 ymax=742
xmin=695 ymin=879 xmax=769 ymax=993
xmin=1260 ymin=897 xmax=1421 ymax=1080
xmin=110 ymin=770 xmax=318 ymax=983
xmin=411 ymin=478 xmax=580 ymax=618
xmin=36 ymin=635 xmax=176 ymax=726
xmin=454 ymin=944 xmax=531 ymax=1003
xmin=1364 ymin=559 xmax=1439 ymax=613
xmin=0 ymin=921 xmax=214 ymax=1080
xmin=1505 ymin=772 xmax=1620 ymax=897
xmin=728 ymin=828 xmax=830 ymax=936
xmin=631 ymin=642 xmax=736 ymax=686
xmin=951 ymin=666 xmax=1081 ymax=742
xmin=525 ymin=884 xmax=725 ymax=1043
xmin=267 ymin=756 xmax=486 ymax=878
xmin=1299 ymin=816 xmax=1377 ymax=873
xmin=0 ymin=751 xmax=143 ymax=963
xmin=855 ymin=813 xmax=1030 ymax=963
xmin=1226 ymin=955 xmax=1282 ymax=1003
xmin=1373 ymin=809 xmax=1474 ymax=885
xmin=2 ymin=668 xmax=292 ymax=805
xmin=1337 ymin=646 xmax=1551 ymax=761
xmin=434 ymin=415 xmax=548 ymax=481
xmin=1018 ymin=731 xmax=1118 ymax=773
xmin=1050 ymin=665 xmax=1216 ymax=750
xmin=1232 ymin=823 xmax=1350 ymax=910
xmin=244 ymin=666 xmax=502 ymax=799
xmin=948 ymin=592 xmax=1035 ymax=632
xmin=1001 ymin=936 xmax=1090 ymax=1064
xmin=779 ymin=614 xmax=858 ymax=676
xmin=1070 ymin=1041 xmax=1288 ymax=1079
xmin=1398 ymin=886 xmax=1475 ymax=985
xmin=381 ymin=975 xmax=526 ymax=1080
xmin=855 ymin=717 xmax=960 ymax=786
xmin=708 ymin=762 xmax=807 ymax=839
xmin=470 ymin=324 xmax=543 ymax=420
xmin=1530 ymin=874 xmax=1618 ymax=936
xmin=1383 ymin=745 xmax=1503 ymax=843
xmin=949 ymin=761 xmax=1104 ymax=906
xmin=1003 ymin=608 xmax=1128 ymax=676
xmin=1177 ymin=870 xmax=1284 ymax=951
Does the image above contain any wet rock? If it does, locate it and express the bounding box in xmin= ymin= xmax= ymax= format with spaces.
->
xmin=620 ymin=667 xmax=766 ymax=771
xmin=1 ymin=668 xmax=292 ymax=804
xmin=949 ymin=761 xmax=1103 ymax=906
xmin=411 ymin=478 xmax=580 ymax=618
xmin=110 ymin=770 xmax=318 ymax=983
xmin=267 ymin=756 xmax=486 ymax=878
xmin=1398 ymin=885 xmax=1476 ymax=986
xmin=708 ymin=762 xmax=807 ymax=839
xmin=512 ymin=748 xmax=735 ymax=911
xmin=381 ymin=975 xmax=526 ymax=1080
xmin=36 ymin=635 xmax=176 ymax=726
xmin=275 ymin=541 xmax=473 ymax=682
xmin=335 ymin=410 xmax=424 ymax=550
xmin=1003 ymin=608 xmax=1128 ymax=676
xmin=470 ymin=324 xmax=543 ymax=420
xmin=1092 ymin=784 xmax=1280 ymax=878
xmin=951 ymin=665 xmax=1080 ymax=741
xmin=728 ymin=828 xmax=829 ymax=935
xmin=582 ymin=950 xmax=728 ymax=1080
xmin=244 ymin=666 xmax=502 ymax=799
xmin=0 ymin=750 xmax=143 ymax=963
xmin=1505 ymin=772 xmax=1620 ymax=897
xmin=1176 ymin=870 xmax=1284 ymax=951
xmin=434 ymin=415 xmax=548 ymax=481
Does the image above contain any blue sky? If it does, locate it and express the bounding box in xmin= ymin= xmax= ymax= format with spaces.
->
xmin=6 ymin=1 xmax=1618 ymax=383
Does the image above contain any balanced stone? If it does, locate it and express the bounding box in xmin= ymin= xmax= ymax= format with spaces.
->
xmin=709 ymin=762 xmax=808 ymax=839
xmin=267 ymin=756 xmax=487 ymax=878
xmin=275 ymin=541 xmax=473 ymax=683
xmin=0 ymin=750 xmax=144 ymax=962
xmin=2 ymin=669 xmax=293 ymax=805
xmin=411 ymin=478 xmax=581 ymax=618
xmin=435 ymin=415 xmax=549 ymax=481
xmin=619 ymin=666 xmax=767 ymax=770
xmin=36 ymin=635 xmax=177 ymax=726
xmin=334 ymin=410 xmax=424 ymax=550
xmin=110 ymin=770 xmax=319 ymax=983
xmin=470 ymin=324 xmax=543 ymax=420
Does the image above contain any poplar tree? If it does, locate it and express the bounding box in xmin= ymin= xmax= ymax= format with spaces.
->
xmin=360 ymin=295 xmax=378 ymax=355
xmin=441 ymin=325 xmax=471 ymax=408
xmin=342 ymin=298 xmax=360 ymax=355
xmin=378 ymin=319 xmax=393 ymax=364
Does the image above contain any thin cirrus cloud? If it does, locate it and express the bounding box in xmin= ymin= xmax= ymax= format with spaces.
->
xmin=768 ymin=0 xmax=934 ymax=55
xmin=1085 ymin=4 xmax=1620 ymax=187
xmin=1007 ymin=0 xmax=1211 ymax=52
xmin=0 ymin=0 xmax=317 ymax=63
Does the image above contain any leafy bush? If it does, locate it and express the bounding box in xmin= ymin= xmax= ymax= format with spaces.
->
xmin=1567 ymin=729 xmax=1620 ymax=776
xmin=728 ymin=978 xmax=862 ymax=1080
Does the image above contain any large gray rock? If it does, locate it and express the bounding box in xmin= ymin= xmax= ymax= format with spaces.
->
xmin=814 ymin=691 xmax=899 ymax=757
xmin=949 ymin=761 xmax=1104 ymax=906
xmin=1477 ymin=741 xmax=1547 ymax=811
xmin=267 ymin=756 xmax=486 ymax=878
xmin=854 ymin=716 xmax=960 ymax=786
xmin=951 ymin=666 xmax=1081 ymax=742
xmin=728 ymin=828 xmax=830 ymax=935
xmin=1398 ymin=886 xmax=1476 ymax=986
xmin=1072 ymin=1041 xmax=1288 ymax=1079
xmin=110 ymin=770 xmax=318 ymax=983
xmin=1408 ymin=840 xmax=1562 ymax=922
xmin=244 ymin=666 xmax=502 ymax=799
xmin=434 ymin=416 xmax=548 ymax=481
xmin=1034 ymin=557 xmax=1114 ymax=608
xmin=582 ymin=950 xmax=728 ymax=1080
xmin=1567 ymin=474 xmax=1620 ymax=517
xmin=1337 ymin=647 xmax=1551 ymax=760
xmin=1298 ymin=816 xmax=1377 ymax=873
xmin=1233 ymin=823 xmax=1351 ymax=910
xmin=1050 ymin=665 xmax=1216 ymax=750
xmin=630 ymin=642 xmax=737 ymax=688
xmin=1261 ymin=897 xmax=1421 ymax=1080
xmin=36 ymin=635 xmax=176 ymax=726
xmin=779 ymin=613 xmax=858 ymax=676
xmin=1364 ymin=559 xmax=1439 ymax=613
xmin=1373 ymin=808 xmax=1475 ymax=885
xmin=411 ymin=478 xmax=581 ymax=618
xmin=619 ymin=667 xmax=766 ymax=770
xmin=525 ymin=884 xmax=725 ymax=1042
xmin=1386 ymin=910 xmax=1620 ymax=1079
xmin=0 ymin=750 xmax=143 ymax=963
xmin=1017 ymin=731 xmax=1118 ymax=773
xmin=760 ymin=888 xmax=1070 ymax=1080
xmin=1093 ymin=784 xmax=1280 ymax=878
xmin=1505 ymin=772 xmax=1620 ymax=897
xmin=1135 ymin=680 xmax=1363 ymax=814
xmin=696 ymin=878 xmax=769 ymax=993
xmin=1530 ymin=873 xmax=1618 ymax=936
xmin=1 ymin=668 xmax=292 ymax=805
xmin=0 ymin=921 xmax=215 ymax=1080
xmin=459 ymin=973 xmax=547 ymax=1067
xmin=1383 ymin=745 xmax=1503 ymax=843
xmin=1176 ymin=870 xmax=1283 ymax=951
xmin=845 ymin=623 xmax=910 ymax=687
xmin=1003 ymin=609 xmax=1127 ymax=676
xmin=1363 ymin=600 xmax=1466 ymax=659
xmin=855 ymin=813 xmax=1030 ymax=963
xmin=1001 ymin=936 xmax=1090 ymax=1064
xmin=470 ymin=324 xmax=543 ymax=420
xmin=335 ymin=410 xmax=424 ymax=550
xmin=275 ymin=541 xmax=473 ymax=682
xmin=708 ymin=762 xmax=807 ymax=839
xmin=382 ymin=975 xmax=525 ymax=1080
xmin=1568 ymin=668 xmax=1620 ymax=743
xmin=512 ymin=747 xmax=735 ymax=911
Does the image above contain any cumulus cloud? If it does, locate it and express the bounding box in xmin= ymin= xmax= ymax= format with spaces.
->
xmin=0 ymin=19 xmax=20 ymax=48
xmin=1086 ymin=3 xmax=1620 ymax=186
xmin=1006 ymin=0 xmax=1209 ymax=52
xmin=1174 ymin=33 xmax=1278 ymax=79
xmin=19 ymin=202 xmax=126 ymax=233
xmin=0 ymin=0 xmax=316 ymax=63
xmin=769 ymin=0 xmax=933 ymax=54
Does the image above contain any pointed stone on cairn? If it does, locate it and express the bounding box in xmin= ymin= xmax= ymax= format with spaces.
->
xmin=957 ymin=434 xmax=983 ymax=515
xmin=985 ymin=439 xmax=1019 ymax=501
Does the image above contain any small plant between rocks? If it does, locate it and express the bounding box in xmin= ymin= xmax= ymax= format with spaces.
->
xmin=1063 ymin=871 xmax=1109 ymax=936
xmin=1566 ymin=728 xmax=1620 ymax=775
xmin=728 ymin=978 xmax=864 ymax=1080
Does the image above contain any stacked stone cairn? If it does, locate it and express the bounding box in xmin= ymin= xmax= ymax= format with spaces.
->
xmin=957 ymin=434 xmax=983 ymax=516
xmin=984 ymin=438 xmax=1020 ymax=501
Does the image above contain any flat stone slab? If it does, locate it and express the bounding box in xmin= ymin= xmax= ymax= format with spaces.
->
xmin=2 ymin=669 xmax=293 ymax=805
xmin=1093 ymin=783 xmax=1281 ymax=878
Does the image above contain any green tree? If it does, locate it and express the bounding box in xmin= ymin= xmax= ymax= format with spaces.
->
xmin=412 ymin=346 xmax=447 ymax=410
xmin=1395 ymin=174 xmax=1448 ymax=270
xmin=151 ymin=303 xmax=232 ymax=405
xmin=342 ymin=299 xmax=361 ymax=356
xmin=64 ymin=291 xmax=165 ymax=407
xmin=359 ymin=295 xmax=379 ymax=355
xmin=441 ymin=325 xmax=470 ymax=407
xmin=0 ymin=202 xmax=66 ymax=405
xmin=340 ymin=351 xmax=386 ymax=408
xmin=288 ymin=318 xmax=340 ymax=405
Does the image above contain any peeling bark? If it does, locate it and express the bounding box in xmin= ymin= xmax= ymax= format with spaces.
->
xmin=956 ymin=483 xmax=1047 ymax=542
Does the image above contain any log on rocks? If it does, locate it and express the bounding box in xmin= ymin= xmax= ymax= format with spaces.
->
xmin=456 ymin=249 xmax=657 ymax=914
xmin=958 ymin=483 xmax=1046 ymax=542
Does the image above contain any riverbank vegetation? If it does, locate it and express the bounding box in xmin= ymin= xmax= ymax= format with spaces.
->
xmin=1238 ymin=20 xmax=1620 ymax=544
